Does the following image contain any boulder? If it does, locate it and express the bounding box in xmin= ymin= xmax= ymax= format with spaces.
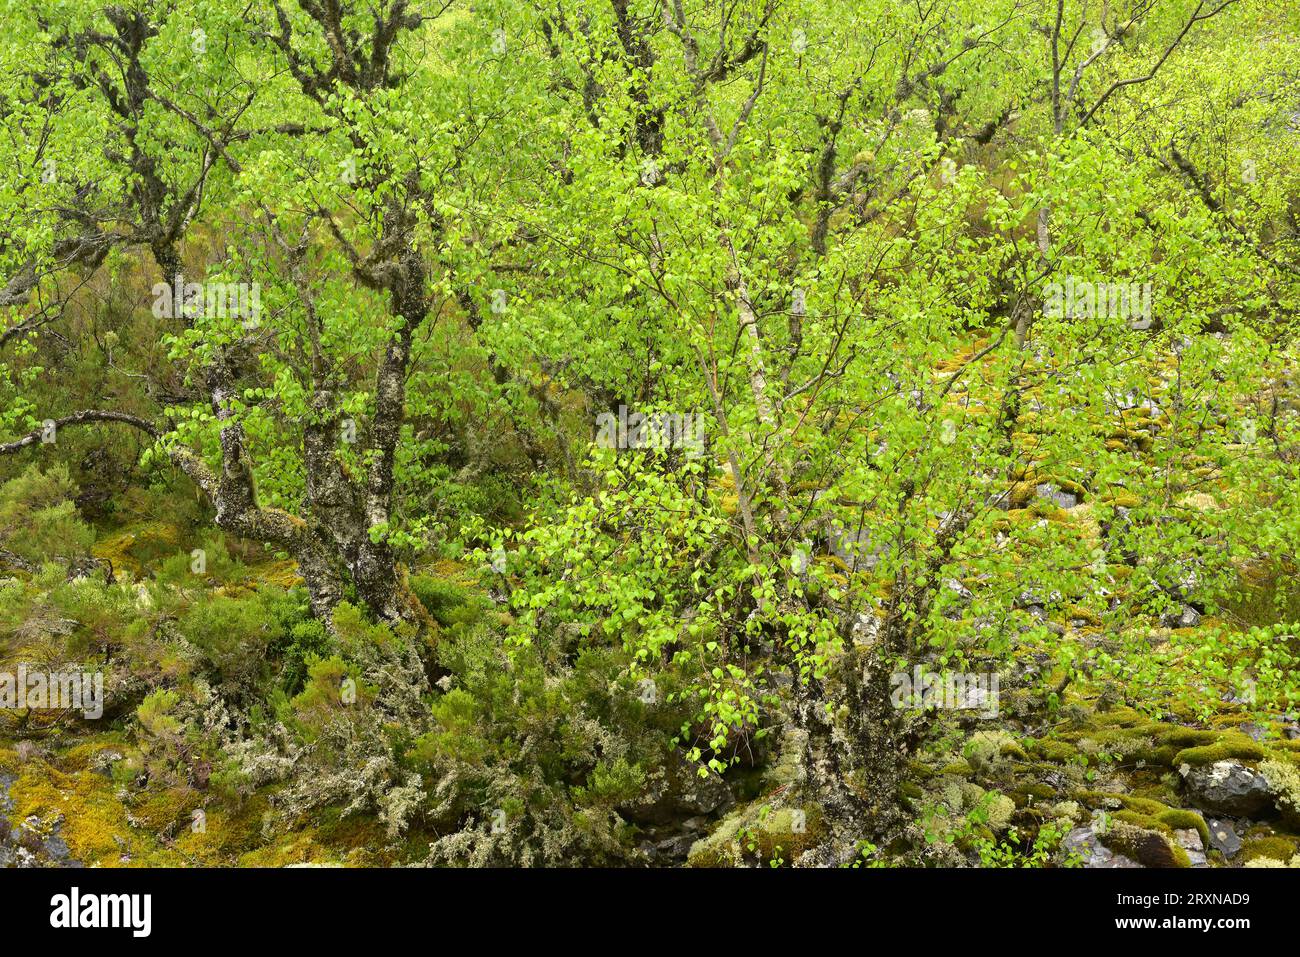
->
xmin=620 ymin=755 xmax=732 ymax=827
xmin=1180 ymin=760 xmax=1273 ymax=816
xmin=1062 ymin=814 xmax=1140 ymax=868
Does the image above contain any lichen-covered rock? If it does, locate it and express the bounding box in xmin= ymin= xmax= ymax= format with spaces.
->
xmin=1173 ymin=828 xmax=1207 ymax=867
xmin=1035 ymin=482 xmax=1079 ymax=509
xmin=687 ymin=800 xmax=824 ymax=867
xmin=620 ymin=755 xmax=731 ymax=827
xmin=1180 ymin=760 xmax=1273 ymax=816
xmin=1062 ymin=814 xmax=1141 ymax=868
xmin=1260 ymin=758 xmax=1300 ymax=828
xmin=1098 ymin=820 xmax=1189 ymax=868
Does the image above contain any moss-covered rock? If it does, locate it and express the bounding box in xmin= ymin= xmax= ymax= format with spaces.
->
xmin=1097 ymin=820 xmax=1190 ymax=868
xmin=1260 ymin=758 xmax=1300 ymax=828
xmin=687 ymin=799 xmax=825 ymax=867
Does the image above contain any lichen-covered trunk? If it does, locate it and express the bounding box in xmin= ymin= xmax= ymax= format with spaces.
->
xmin=792 ymin=612 xmax=910 ymax=863
xmin=351 ymin=255 xmax=425 ymax=625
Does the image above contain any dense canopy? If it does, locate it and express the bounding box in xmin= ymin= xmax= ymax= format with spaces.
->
xmin=1 ymin=0 xmax=1299 ymax=870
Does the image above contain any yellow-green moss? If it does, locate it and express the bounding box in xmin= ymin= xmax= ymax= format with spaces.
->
xmin=9 ymin=761 xmax=136 ymax=867
xmin=1240 ymin=835 xmax=1298 ymax=864
xmin=1010 ymin=783 xmax=1057 ymax=807
xmin=1030 ymin=738 xmax=1079 ymax=763
xmin=1098 ymin=821 xmax=1190 ymax=868
xmin=1172 ymin=736 xmax=1267 ymax=767
xmin=1075 ymin=792 xmax=1209 ymax=849
xmin=238 ymin=830 xmax=335 ymax=868
xmin=129 ymin=785 xmax=201 ymax=833
xmin=688 ymin=801 xmax=825 ymax=867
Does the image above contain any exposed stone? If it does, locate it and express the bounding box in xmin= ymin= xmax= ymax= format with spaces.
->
xmin=1035 ymin=482 xmax=1079 ymax=509
xmin=1062 ymin=813 xmax=1140 ymax=868
xmin=944 ymin=578 xmax=973 ymax=601
xmin=1207 ymin=819 xmax=1242 ymax=858
xmin=1174 ymin=828 xmax=1207 ymax=867
xmin=851 ymin=612 xmax=881 ymax=646
xmin=620 ymin=755 xmax=732 ymax=827
xmin=1180 ymin=760 xmax=1273 ymax=816
xmin=1163 ymin=604 xmax=1201 ymax=629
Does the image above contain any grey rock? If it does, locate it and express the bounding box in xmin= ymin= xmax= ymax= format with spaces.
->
xmin=1181 ymin=761 xmax=1273 ymax=816
xmin=639 ymin=830 xmax=699 ymax=863
xmin=1207 ymin=819 xmax=1242 ymax=857
xmin=1035 ymin=482 xmax=1079 ymax=509
xmin=1163 ymin=604 xmax=1201 ymax=629
xmin=944 ymin=578 xmax=973 ymax=601
xmin=1062 ymin=813 xmax=1141 ymax=868
xmin=825 ymin=523 xmax=888 ymax=571
xmin=851 ymin=612 xmax=881 ymax=645
xmin=1016 ymin=588 xmax=1061 ymax=610
xmin=1174 ymin=828 xmax=1207 ymax=867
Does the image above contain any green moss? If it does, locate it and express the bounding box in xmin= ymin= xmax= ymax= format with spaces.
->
xmin=1152 ymin=726 xmax=1219 ymax=748
xmin=687 ymin=809 xmax=747 ymax=867
xmin=1010 ymin=783 xmax=1056 ymax=807
xmin=129 ymin=785 xmax=201 ymax=833
xmin=963 ymin=731 xmax=1023 ymax=770
xmin=1115 ymin=795 xmax=1167 ymax=816
xmin=687 ymin=801 xmax=824 ymax=867
xmin=1172 ymin=736 xmax=1266 ymax=767
xmin=1156 ymin=809 xmax=1211 ymax=849
xmin=1075 ymin=792 xmax=1209 ymax=849
xmin=237 ymin=830 xmax=336 ymax=868
xmin=1240 ymin=836 xmax=1298 ymax=864
xmin=1088 ymin=707 xmax=1149 ymax=728
xmin=1098 ymin=821 xmax=1190 ymax=868
xmin=907 ymin=760 xmax=937 ymax=780
xmin=61 ymin=735 xmax=131 ymax=772
xmin=8 ymin=760 xmax=145 ymax=867
xmin=1029 ymin=738 xmax=1078 ymax=763
xmin=754 ymin=806 xmax=825 ymax=861
xmin=1055 ymin=723 xmax=1262 ymax=768
xmin=172 ymin=798 xmax=270 ymax=865
xmin=999 ymin=741 xmax=1029 ymax=761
